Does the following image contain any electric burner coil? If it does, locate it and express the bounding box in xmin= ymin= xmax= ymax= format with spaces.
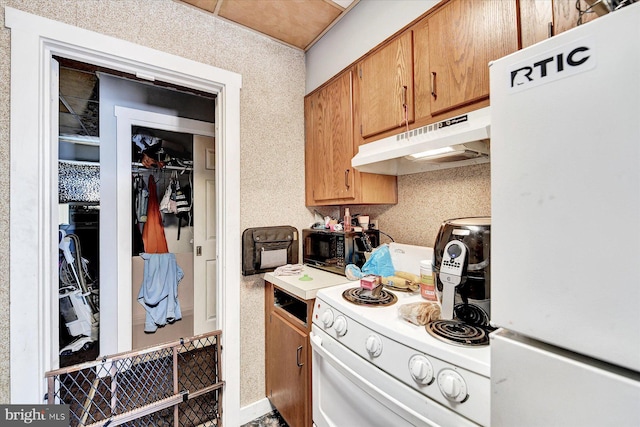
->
xmin=342 ymin=287 xmax=398 ymax=306
xmin=426 ymin=320 xmax=490 ymax=347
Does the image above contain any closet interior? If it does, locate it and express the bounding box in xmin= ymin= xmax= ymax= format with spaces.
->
xmin=57 ymin=58 xmax=216 ymax=367
xmin=131 ymin=127 xmax=196 ymax=350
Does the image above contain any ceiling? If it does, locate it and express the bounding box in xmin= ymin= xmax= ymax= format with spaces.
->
xmin=58 ymin=0 xmax=361 ymax=139
xmin=178 ymin=0 xmax=359 ymax=51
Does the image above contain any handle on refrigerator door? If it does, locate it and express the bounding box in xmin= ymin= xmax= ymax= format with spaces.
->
xmin=309 ymin=331 xmax=439 ymax=427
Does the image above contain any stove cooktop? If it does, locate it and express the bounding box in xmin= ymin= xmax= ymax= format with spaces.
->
xmin=313 ymin=281 xmax=491 ymax=378
xmin=313 ymin=281 xmax=491 ymax=426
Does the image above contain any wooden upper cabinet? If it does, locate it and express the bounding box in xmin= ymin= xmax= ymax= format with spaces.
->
xmin=358 ymin=31 xmax=414 ymax=139
xmin=305 ymin=68 xmax=398 ymax=206
xmin=413 ymin=17 xmax=431 ymax=122
xmin=519 ymin=0 xmax=554 ymax=48
xmin=305 ymin=71 xmax=356 ymax=204
xmin=520 ymin=0 xmax=600 ymax=49
xmin=553 ymin=0 xmax=598 ymax=35
xmin=427 ymin=0 xmax=518 ymax=115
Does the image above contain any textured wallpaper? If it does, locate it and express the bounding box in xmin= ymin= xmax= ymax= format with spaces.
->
xmin=364 ymin=163 xmax=491 ymax=247
xmin=0 ymin=0 xmax=309 ymax=406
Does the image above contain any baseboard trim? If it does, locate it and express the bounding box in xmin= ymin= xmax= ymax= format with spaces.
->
xmin=239 ymin=398 xmax=273 ymax=425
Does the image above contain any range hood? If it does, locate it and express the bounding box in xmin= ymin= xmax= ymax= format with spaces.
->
xmin=352 ymin=107 xmax=491 ymax=175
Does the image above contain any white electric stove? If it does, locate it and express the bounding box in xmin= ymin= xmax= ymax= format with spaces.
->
xmin=311 ymin=280 xmax=490 ymax=426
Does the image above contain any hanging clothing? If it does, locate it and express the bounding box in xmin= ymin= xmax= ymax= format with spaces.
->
xmin=174 ymin=179 xmax=191 ymax=240
xmin=142 ymin=175 xmax=169 ymax=254
xmin=159 ymin=171 xmax=177 ymax=215
xmin=132 ymin=174 xmax=147 ymax=255
xmin=137 ymin=253 xmax=184 ymax=332
xmin=133 ymin=174 xmax=149 ymax=225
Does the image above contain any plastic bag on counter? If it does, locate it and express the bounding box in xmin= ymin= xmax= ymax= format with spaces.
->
xmin=361 ymin=244 xmax=395 ymax=278
xmin=398 ymin=302 xmax=441 ymax=326
xmin=345 ymin=264 xmax=364 ymax=281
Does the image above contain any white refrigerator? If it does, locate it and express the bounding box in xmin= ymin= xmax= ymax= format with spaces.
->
xmin=489 ymin=3 xmax=640 ymax=426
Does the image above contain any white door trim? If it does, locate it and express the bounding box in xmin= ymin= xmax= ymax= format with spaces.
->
xmin=5 ymin=7 xmax=242 ymax=425
xmin=114 ymin=107 xmax=216 ymax=352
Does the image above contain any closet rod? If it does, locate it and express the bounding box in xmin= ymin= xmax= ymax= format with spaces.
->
xmin=131 ymin=162 xmax=193 ymax=172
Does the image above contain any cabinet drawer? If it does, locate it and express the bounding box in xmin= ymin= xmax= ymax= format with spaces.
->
xmin=273 ymin=286 xmax=309 ymax=327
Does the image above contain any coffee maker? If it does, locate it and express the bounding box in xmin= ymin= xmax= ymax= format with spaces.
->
xmin=432 ymin=217 xmax=491 ymax=327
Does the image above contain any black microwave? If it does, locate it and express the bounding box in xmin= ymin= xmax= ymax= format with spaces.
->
xmin=302 ymin=228 xmax=380 ymax=276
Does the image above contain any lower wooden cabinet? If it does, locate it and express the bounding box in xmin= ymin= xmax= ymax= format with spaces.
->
xmin=265 ymin=282 xmax=313 ymax=427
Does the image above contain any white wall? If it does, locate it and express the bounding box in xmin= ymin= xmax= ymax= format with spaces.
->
xmin=305 ymin=0 xmax=438 ymax=93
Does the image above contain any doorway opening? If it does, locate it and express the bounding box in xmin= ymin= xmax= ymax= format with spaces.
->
xmin=55 ymin=58 xmax=218 ymax=367
xmin=7 ymin=9 xmax=242 ymax=423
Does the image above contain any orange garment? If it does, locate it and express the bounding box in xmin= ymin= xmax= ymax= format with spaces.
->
xmin=142 ymin=175 xmax=169 ymax=253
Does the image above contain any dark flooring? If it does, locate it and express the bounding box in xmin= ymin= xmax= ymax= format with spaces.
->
xmin=241 ymin=410 xmax=289 ymax=427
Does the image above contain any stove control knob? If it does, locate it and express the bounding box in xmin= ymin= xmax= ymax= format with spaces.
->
xmin=320 ymin=309 xmax=334 ymax=328
xmin=365 ymin=335 xmax=383 ymax=357
xmin=333 ymin=315 xmax=348 ymax=337
xmin=409 ymin=355 xmax=434 ymax=385
xmin=437 ymin=370 xmax=468 ymax=403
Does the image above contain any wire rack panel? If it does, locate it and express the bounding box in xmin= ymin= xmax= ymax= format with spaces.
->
xmin=46 ymin=331 xmax=223 ymax=427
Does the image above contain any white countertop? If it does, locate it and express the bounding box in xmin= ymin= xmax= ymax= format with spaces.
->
xmin=264 ymin=266 xmax=351 ymax=300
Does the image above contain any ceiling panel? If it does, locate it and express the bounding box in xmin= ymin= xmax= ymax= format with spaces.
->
xmin=179 ymin=0 xmax=359 ymax=51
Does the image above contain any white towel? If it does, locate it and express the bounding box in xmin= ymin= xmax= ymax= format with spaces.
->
xmin=273 ymin=264 xmax=304 ymax=276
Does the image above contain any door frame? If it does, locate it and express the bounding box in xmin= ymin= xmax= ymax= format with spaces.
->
xmin=5 ymin=7 xmax=242 ymax=424
xmin=113 ymin=107 xmax=216 ymax=352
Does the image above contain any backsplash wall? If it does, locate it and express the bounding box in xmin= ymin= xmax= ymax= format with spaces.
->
xmin=372 ymin=163 xmax=491 ymax=247
xmin=313 ymin=163 xmax=491 ymax=248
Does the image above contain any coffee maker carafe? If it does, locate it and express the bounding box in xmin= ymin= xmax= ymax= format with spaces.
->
xmin=433 ymin=217 xmax=491 ymax=327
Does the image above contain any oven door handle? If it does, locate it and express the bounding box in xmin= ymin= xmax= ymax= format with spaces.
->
xmin=310 ymin=331 xmax=440 ymax=427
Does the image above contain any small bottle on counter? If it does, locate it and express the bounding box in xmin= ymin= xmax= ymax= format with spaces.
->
xmin=344 ymin=208 xmax=352 ymax=232
xmin=419 ymin=260 xmax=437 ymax=301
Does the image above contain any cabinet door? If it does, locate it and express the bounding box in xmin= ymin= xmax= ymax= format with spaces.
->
xmin=519 ymin=0 xmax=553 ymax=48
xmin=305 ymin=71 xmax=356 ymax=203
xmin=553 ymin=0 xmax=598 ymax=35
xmin=519 ymin=0 xmax=599 ymax=49
xmin=428 ymin=0 xmax=518 ymax=115
xmin=359 ymin=31 xmax=414 ymax=138
xmin=413 ymin=17 xmax=431 ymax=122
xmin=267 ymin=311 xmax=309 ymax=427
